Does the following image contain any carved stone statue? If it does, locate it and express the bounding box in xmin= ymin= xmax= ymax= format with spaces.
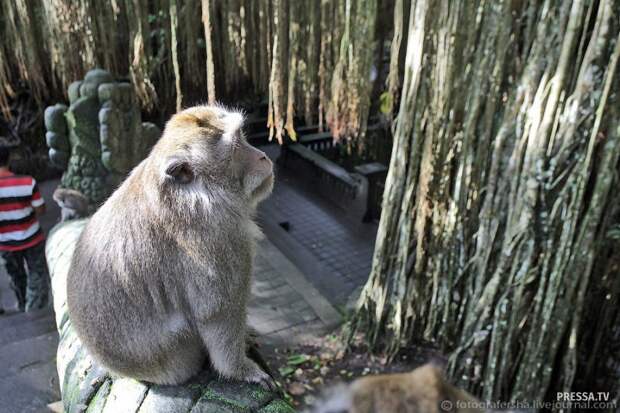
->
xmin=44 ymin=69 xmax=160 ymax=206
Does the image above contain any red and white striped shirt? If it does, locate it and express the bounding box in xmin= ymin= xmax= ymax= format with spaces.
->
xmin=0 ymin=171 xmax=45 ymax=251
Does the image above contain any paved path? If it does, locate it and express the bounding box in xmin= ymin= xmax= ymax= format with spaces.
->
xmin=258 ymin=144 xmax=378 ymax=306
xmin=250 ymin=238 xmax=341 ymax=344
xmin=0 ymin=179 xmax=62 ymax=413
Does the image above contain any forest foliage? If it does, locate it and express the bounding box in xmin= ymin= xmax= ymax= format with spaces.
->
xmin=0 ymin=0 xmax=390 ymax=148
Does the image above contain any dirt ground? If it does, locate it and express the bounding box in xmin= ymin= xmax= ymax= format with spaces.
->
xmin=261 ymin=330 xmax=445 ymax=410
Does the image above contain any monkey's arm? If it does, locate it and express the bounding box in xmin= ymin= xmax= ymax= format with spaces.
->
xmin=198 ymin=314 xmax=276 ymax=390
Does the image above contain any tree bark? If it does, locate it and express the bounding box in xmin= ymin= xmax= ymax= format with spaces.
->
xmin=354 ymin=0 xmax=620 ymax=403
xmin=201 ymin=0 xmax=217 ymax=104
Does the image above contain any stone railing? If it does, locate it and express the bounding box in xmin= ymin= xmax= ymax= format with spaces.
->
xmin=46 ymin=219 xmax=294 ymax=413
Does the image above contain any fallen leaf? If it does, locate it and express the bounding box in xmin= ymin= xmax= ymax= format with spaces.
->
xmin=287 ymin=354 xmax=310 ymax=366
xmin=288 ymin=382 xmax=306 ymax=396
xmin=279 ymin=366 xmax=295 ymax=377
xmin=319 ymin=352 xmax=333 ymax=361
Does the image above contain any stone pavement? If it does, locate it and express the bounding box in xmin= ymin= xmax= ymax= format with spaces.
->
xmin=257 ymin=144 xmax=378 ymax=307
xmin=250 ymin=238 xmax=341 ymax=344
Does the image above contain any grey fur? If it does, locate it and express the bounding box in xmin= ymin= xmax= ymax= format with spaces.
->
xmin=66 ymin=105 xmax=275 ymax=387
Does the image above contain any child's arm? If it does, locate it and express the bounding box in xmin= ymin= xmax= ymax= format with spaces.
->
xmin=31 ymin=180 xmax=46 ymax=217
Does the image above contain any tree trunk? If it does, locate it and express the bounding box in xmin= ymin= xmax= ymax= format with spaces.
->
xmin=169 ymin=0 xmax=182 ymax=111
xmin=354 ymin=0 xmax=620 ymax=403
xmin=201 ymin=0 xmax=217 ymax=104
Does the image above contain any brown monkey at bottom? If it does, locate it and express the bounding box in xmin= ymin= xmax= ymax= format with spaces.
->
xmin=67 ymin=105 xmax=275 ymax=388
xmin=312 ymin=364 xmax=484 ymax=413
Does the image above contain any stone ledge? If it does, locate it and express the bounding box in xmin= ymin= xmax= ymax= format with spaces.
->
xmin=46 ymin=220 xmax=295 ymax=413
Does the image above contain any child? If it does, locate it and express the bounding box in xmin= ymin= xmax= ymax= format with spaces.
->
xmin=0 ymin=145 xmax=48 ymax=313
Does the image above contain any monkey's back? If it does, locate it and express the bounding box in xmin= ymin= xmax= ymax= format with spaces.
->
xmin=66 ymin=162 xmax=206 ymax=383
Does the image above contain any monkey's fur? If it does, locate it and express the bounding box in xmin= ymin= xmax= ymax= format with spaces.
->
xmin=312 ymin=364 xmax=483 ymax=413
xmin=53 ymin=188 xmax=89 ymax=221
xmin=67 ymin=105 xmax=275 ymax=387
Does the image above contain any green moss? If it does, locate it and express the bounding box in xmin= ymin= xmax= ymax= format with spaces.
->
xmin=61 ymin=347 xmax=86 ymax=410
xmin=85 ymin=378 xmax=112 ymax=413
xmin=249 ymin=387 xmax=272 ymax=402
xmin=194 ymin=389 xmax=250 ymax=413
xmin=200 ymin=388 xmax=248 ymax=411
xmin=205 ymin=380 xmax=274 ymax=410
xmin=258 ymin=400 xmax=297 ymax=413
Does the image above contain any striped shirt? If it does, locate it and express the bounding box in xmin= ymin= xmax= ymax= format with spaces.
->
xmin=0 ymin=171 xmax=45 ymax=251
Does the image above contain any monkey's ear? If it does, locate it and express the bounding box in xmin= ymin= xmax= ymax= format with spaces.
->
xmin=164 ymin=157 xmax=194 ymax=184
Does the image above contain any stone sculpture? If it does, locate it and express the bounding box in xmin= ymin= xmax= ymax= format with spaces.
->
xmin=44 ymin=69 xmax=160 ymax=206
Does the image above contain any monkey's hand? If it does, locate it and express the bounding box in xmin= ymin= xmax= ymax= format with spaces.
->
xmin=239 ymin=358 xmax=278 ymax=391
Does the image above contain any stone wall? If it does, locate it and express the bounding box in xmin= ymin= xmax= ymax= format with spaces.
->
xmin=46 ymin=219 xmax=295 ymax=413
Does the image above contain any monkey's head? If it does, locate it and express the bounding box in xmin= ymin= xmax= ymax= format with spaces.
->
xmin=150 ymin=105 xmax=274 ymax=212
xmin=53 ymin=187 xmax=90 ymax=221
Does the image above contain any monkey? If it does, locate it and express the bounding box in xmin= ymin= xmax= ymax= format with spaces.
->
xmin=311 ymin=363 xmax=484 ymax=413
xmin=53 ymin=188 xmax=90 ymax=221
xmin=66 ymin=105 xmax=275 ymax=388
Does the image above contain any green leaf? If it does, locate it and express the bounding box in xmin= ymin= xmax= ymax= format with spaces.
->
xmin=278 ymin=366 xmax=296 ymax=377
xmin=379 ymin=92 xmax=393 ymax=114
xmin=286 ymin=354 xmax=310 ymax=366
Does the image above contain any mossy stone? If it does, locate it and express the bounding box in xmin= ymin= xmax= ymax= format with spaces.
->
xmin=258 ymin=400 xmax=297 ymax=413
xmin=205 ymin=380 xmax=275 ymax=411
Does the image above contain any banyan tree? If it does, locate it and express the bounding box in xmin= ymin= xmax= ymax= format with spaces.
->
xmin=0 ymin=0 xmax=385 ymax=150
xmin=353 ymin=0 xmax=620 ymax=405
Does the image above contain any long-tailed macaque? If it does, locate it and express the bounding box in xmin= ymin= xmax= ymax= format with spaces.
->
xmin=312 ymin=364 xmax=484 ymax=413
xmin=67 ymin=105 xmax=275 ymax=387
